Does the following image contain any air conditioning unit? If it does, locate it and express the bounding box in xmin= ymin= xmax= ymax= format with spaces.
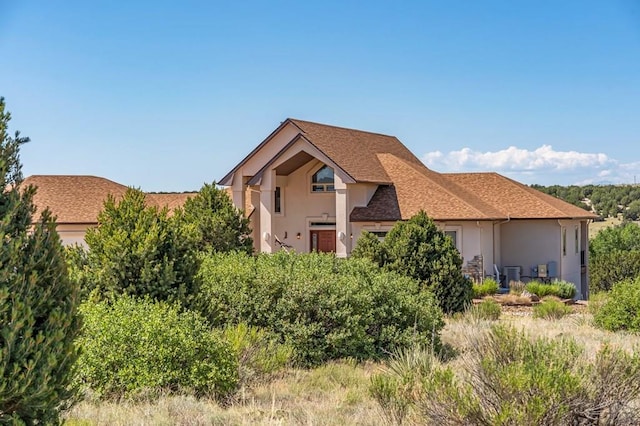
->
xmin=503 ymin=266 xmax=521 ymax=286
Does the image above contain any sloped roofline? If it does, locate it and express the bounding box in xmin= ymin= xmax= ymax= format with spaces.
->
xmin=219 ymin=119 xmax=299 ymax=186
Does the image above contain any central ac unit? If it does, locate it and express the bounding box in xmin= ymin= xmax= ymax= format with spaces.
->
xmin=503 ymin=266 xmax=521 ymax=286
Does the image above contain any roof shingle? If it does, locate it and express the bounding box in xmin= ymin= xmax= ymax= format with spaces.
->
xmin=23 ymin=175 xmax=196 ymax=224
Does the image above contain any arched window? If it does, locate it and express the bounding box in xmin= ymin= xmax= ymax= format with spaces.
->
xmin=311 ymin=165 xmax=335 ymax=192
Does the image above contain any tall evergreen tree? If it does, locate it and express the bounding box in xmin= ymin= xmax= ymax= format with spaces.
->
xmin=0 ymin=97 xmax=80 ymax=423
xmin=179 ymin=182 xmax=253 ymax=254
xmin=82 ymin=187 xmax=200 ymax=303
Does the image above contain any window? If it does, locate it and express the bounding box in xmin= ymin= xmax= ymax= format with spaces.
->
xmin=574 ymin=225 xmax=579 ymax=254
xmin=274 ymin=187 xmax=282 ymax=214
xmin=562 ymin=227 xmax=567 ymax=256
xmin=311 ymin=165 xmax=335 ymax=192
xmin=445 ymin=230 xmax=457 ymax=243
xmin=444 ymin=226 xmax=462 ymax=251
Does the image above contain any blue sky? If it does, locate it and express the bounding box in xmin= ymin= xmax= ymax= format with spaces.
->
xmin=1 ymin=1 xmax=639 ymax=191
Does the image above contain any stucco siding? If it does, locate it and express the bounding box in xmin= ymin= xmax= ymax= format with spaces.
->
xmin=271 ymin=160 xmax=336 ymax=253
xmin=56 ymin=224 xmax=93 ymax=247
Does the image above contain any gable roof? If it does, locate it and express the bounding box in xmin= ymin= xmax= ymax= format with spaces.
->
xmin=224 ymin=118 xmax=599 ymax=222
xmin=288 ymin=119 xmax=425 ymax=183
xmin=220 ymin=118 xmax=424 ymax=185
xmin=23 ymin=175 xmax=196 ymax=224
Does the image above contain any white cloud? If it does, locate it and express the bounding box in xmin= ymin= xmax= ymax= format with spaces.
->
xmin=421 ymin=145 xmax=639 ymax=185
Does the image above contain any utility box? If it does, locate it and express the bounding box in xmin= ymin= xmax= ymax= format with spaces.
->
xmin=537 ymin=264 xmax=548 ymax=278
xmin=503 ymin=266 xmax=521 ymax=286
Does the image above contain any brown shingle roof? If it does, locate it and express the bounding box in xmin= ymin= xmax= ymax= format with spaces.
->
xmin=23 ymin=175 xmax=196 ymax=224
xmin=223 ymin=119 xmax=599 ymax=223
xmin=351 ymin=156 xmax=597 ymax=222
xmin=351 ymin=154 xmax=504 ymax=221
xmin=289 ymin=119 xmax=424 ymax=183
xmin=444 ymin=172 xmax=598 ymax=220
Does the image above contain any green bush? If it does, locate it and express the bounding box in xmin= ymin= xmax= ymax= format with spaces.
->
xmin=589 ymin=221 xmax=640 ymax=257
xmin=76 ymin=295 xmax=238 ymax=399
xmin=178 ymin=182 xmax=253 ymax=254
xmin=0 ymin=97 xmax=81 ymax=424
xmin=76 ymin=188 xmax=199 ymax=304
xmin=352 ymin=211 xmax=472 ymax=314
xmin=222 ymin=323 xmax=292 ymax=387
xmin=195 ymin=251 xmax=444 ymax=366
xmin=554 ymin=280 xmax=577 ymax=299
xmin=466 ymin=299 xmax=501 ymax=321
xmin=589 ymin=250 xmax=640 ymax=293
xmin=592 ymin=277 xmax=640 ymax=332
xmin=371 ymin=325 xmax=640 ymax=425
xmin=525 ymin=281 xmax=576 ymax=299
xmin=472 ymin=278 xmax=499 ymax=298
xmin=533 ymin=299 xmax=572 ymax=319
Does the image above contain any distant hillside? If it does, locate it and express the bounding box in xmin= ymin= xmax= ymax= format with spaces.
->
xmin=530 ymin=184 xmax=640 ymax=221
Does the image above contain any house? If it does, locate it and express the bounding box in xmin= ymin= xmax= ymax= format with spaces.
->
xmin=23 ymin=175 xmax=196 ymax=246
xmin=220 ymin=118 xmax=598 ymax=299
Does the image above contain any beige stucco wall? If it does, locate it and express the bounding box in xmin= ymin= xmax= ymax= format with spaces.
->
xmin=500 ymin=219 xmax=585 ymax=297
xmin=270 ymin=160 xmax=336 ymax=253
xmin=435 ymin=221 xmax=496 ymax=278
xmin=56 ymin=224 xmax=93 ymax=247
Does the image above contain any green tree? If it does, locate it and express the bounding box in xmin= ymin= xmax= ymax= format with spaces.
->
xmin=624 ymin=200 xmax=640 ymax=221
xmin=81 ymin=188 xmax=199 ymax=303
xmin=352 ymin=211 xmax=472 ymax=314
xmin=349 ymin=230 xmax=386 ymax=266
xmin=589 ymin=221 xmax=640 ymax=258
xmin=0 ymin=97 xmax=81 ymax=423
xmin=179 ymin=182 xmax=253 ymax=254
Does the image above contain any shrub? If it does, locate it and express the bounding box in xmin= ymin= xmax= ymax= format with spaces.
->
xmin=76 ymin=296 xmax=238 ymax=399
xmin=195 ymin=251 xmax=444 ymax=366
xmin=352 ymin=211 xmax=472 ymax=314
xmin=371 ymin=325 xmax=640 ymax=425
xmin=222 ymin=323 xmax=292 ymax=387
xmin=589 ymin=250 xmax=640 ymax=293
xmin=533 ymin=299 xmax=572 ymax=320
xmin=525 ymin=281 xmax=576 ymax=299
xmin=0 ymin=97 xmax=81 ymax=424
xmin=74 ymin=188 xmax=200 ymax=305
xmin=592 ymin=277 xmax=640 ymax=332
xmin=554 ymin=280 xmax=577 ymax=299
xmin=472 ymin=278 xmax=499 ymax=298
xmin=589 ymin=221 xmax=640 ymax=257
xmin=466 ymin=299 xmax=501 ymax=321
xmin=178 ymin=182 xmax=253 ymax=254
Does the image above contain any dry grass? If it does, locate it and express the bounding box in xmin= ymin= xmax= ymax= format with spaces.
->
xmin=65 ymin=362 xmax=382 ymax=426
xmin=64 ymin=311 xmax=640 ymax=425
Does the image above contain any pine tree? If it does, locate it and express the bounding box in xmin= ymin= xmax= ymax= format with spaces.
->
xmin=179 ymin=182 xmax=253 ymax=254
xmin=83 ymin=187 xmax=199 ymax=303
xmin=0 ymin=97 xmax=81 ymax=423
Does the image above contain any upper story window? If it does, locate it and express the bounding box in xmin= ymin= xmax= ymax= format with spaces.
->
xmin=311 ymin=165 xmax=335 ymax=192
xmin=274 ymin=186 xmax=282 ymax=214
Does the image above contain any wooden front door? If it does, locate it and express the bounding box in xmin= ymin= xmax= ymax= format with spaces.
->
xmin=310 ymin=230 xmax=336 ymax=253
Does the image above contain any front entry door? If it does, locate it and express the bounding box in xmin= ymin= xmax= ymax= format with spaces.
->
xmin=310 ymin=230 xmax=336 ymax=253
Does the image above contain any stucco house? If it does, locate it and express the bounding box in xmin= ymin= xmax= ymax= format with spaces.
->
xmin=220 ymin=118 xmax=598 ymax=299
xmin=24 ymin=175 xmax=196 ymax=247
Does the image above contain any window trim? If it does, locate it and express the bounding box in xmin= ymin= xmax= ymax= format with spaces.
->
xmin=274 ymin=186 xmax=283 ymax=215
xmin=310 ymin=165 xmax=335 ymax=193
xmin=444 ymin=225 xmax=462 ymax=252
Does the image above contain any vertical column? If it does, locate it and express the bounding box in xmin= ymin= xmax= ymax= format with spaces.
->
xmin=231 ymin=173 xmax=245 ymax=212
xmin=335 ymin=173 xmax=349 ymax=258
xmin=259 ymin=169 xmax=275 ymax=253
